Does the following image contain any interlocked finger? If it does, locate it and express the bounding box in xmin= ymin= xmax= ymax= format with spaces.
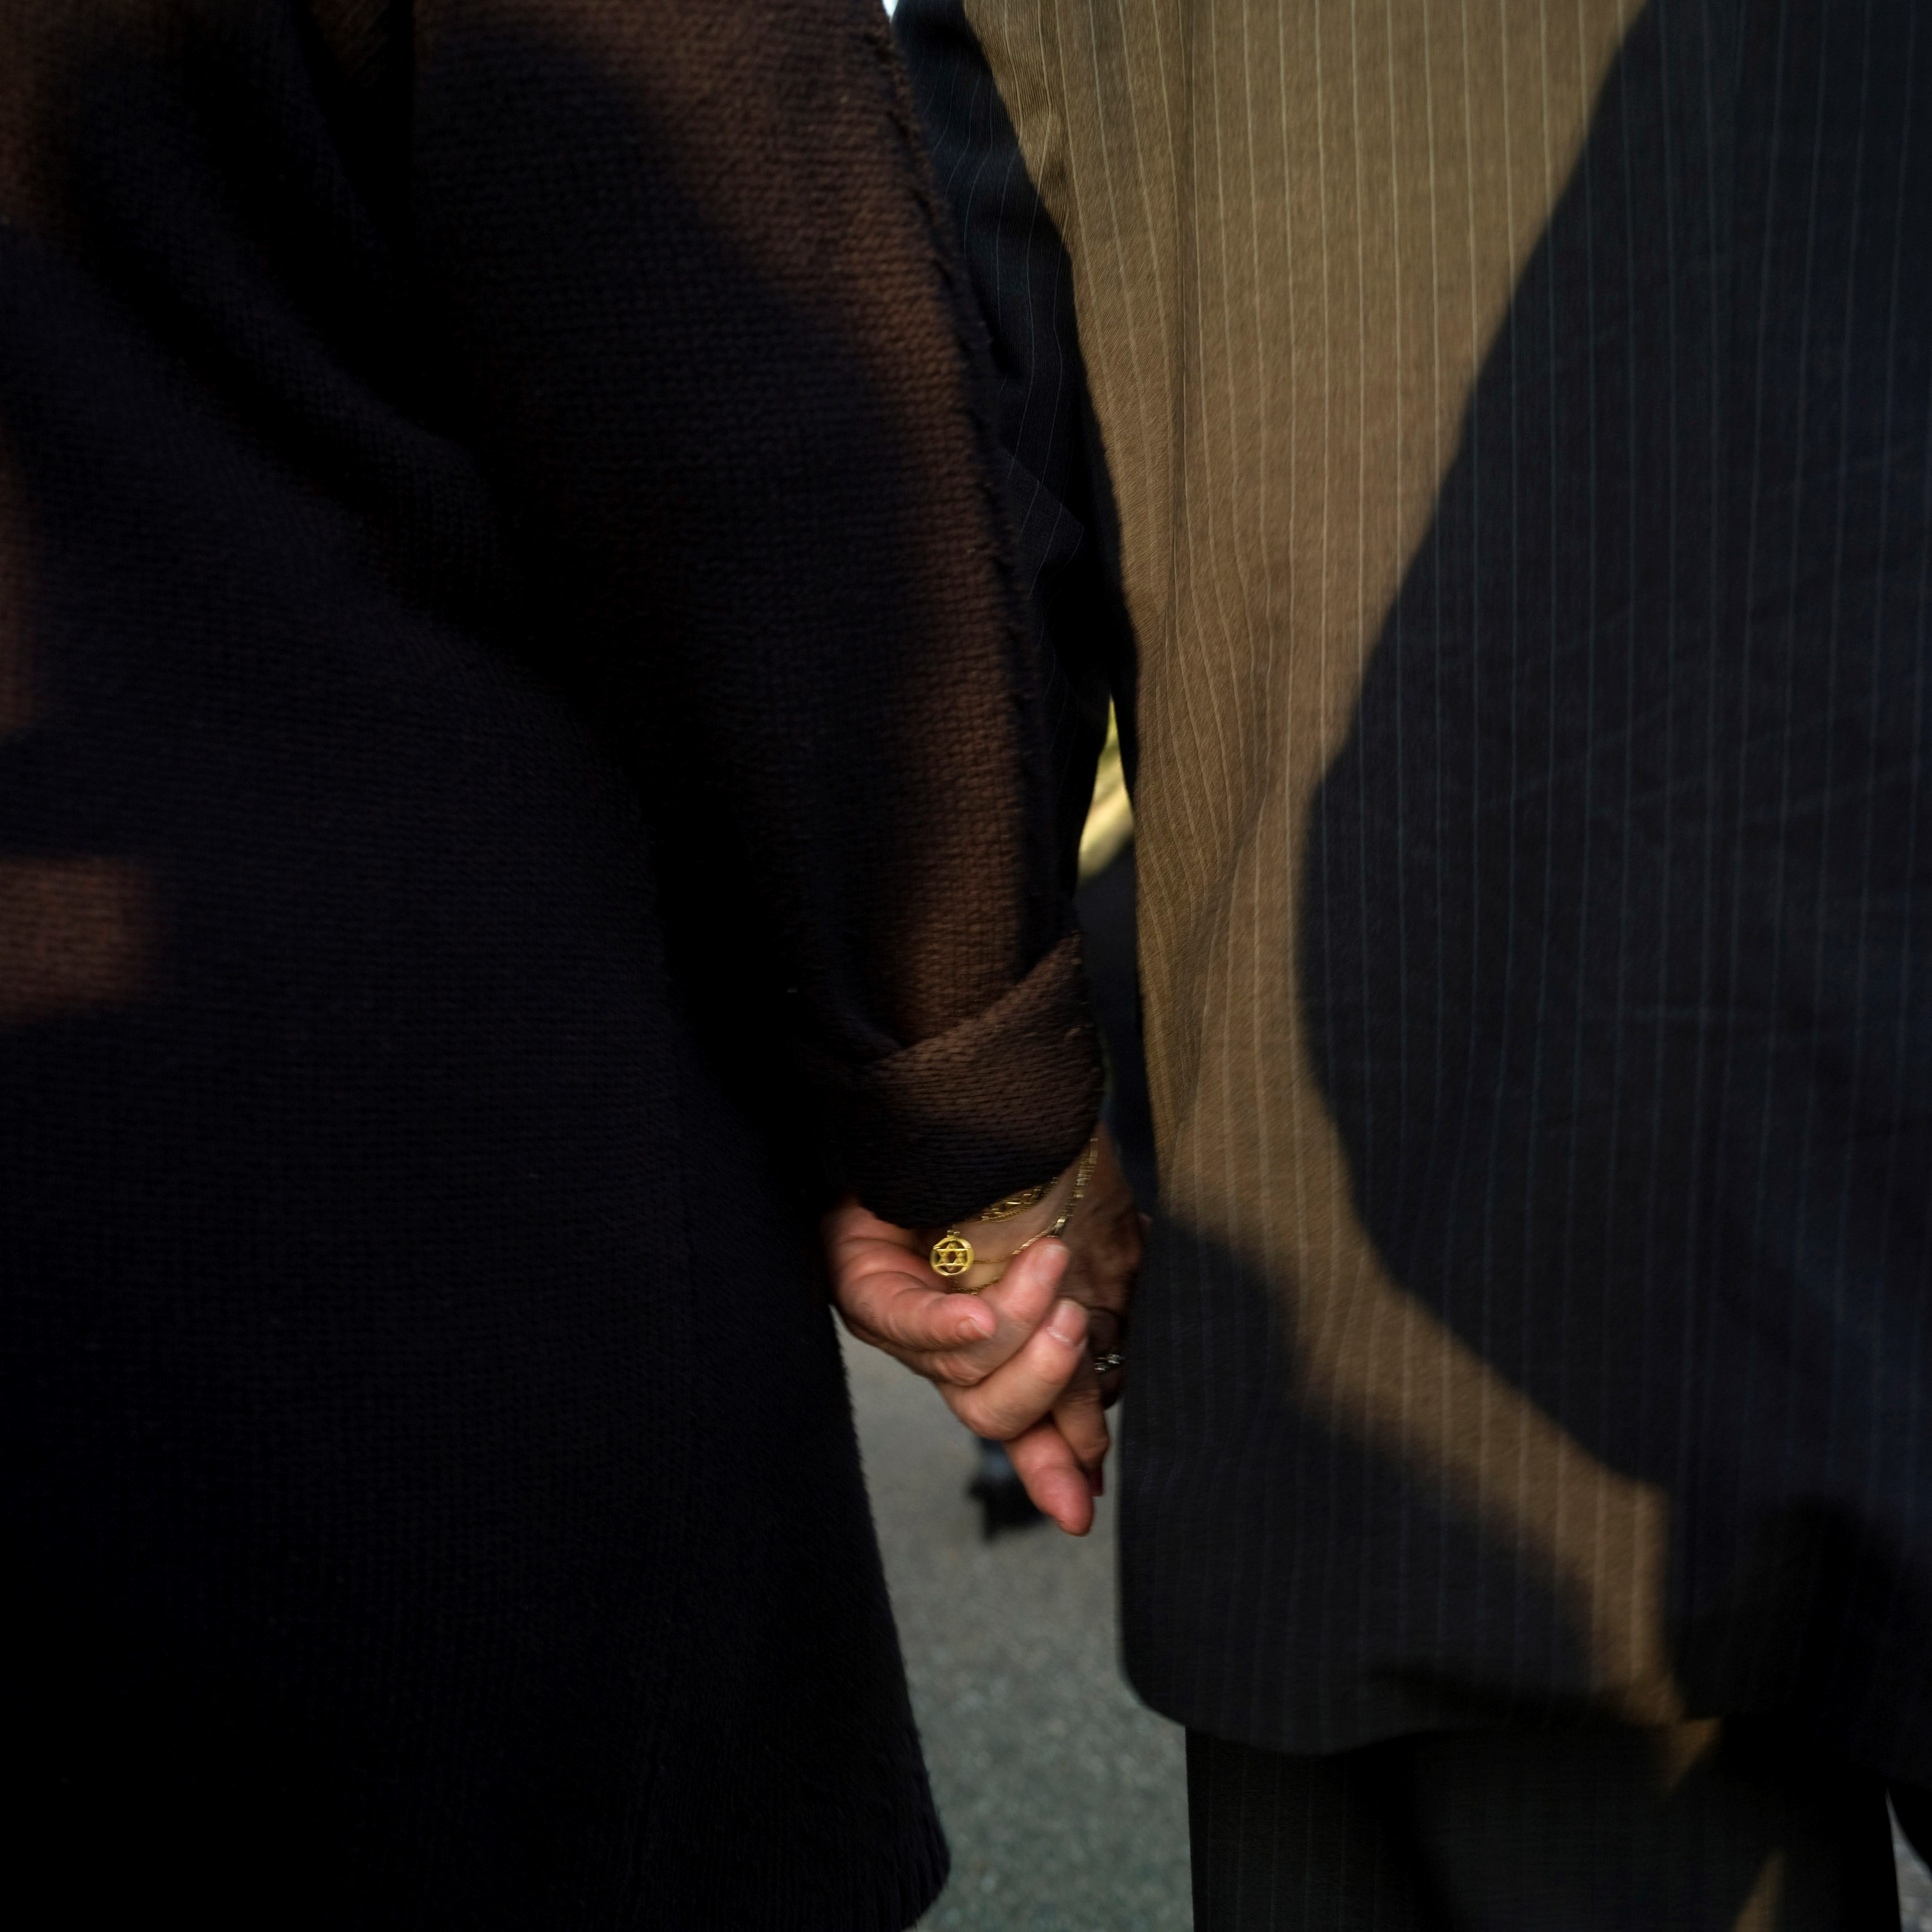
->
xmin=840 ymin=1258 xmax=995 ymax=1359
xmin=826 ymin=1195 xmax=1072 ymax=1398
xmin=1005 ymin=1417 xmax=1098 ymax=1536
xmin=943 ymin=1295 xmax=1088 ymax=1441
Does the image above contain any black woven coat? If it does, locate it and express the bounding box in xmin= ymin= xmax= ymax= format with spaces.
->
xmin=0 ymin=2 xmax=1101 ymax=1924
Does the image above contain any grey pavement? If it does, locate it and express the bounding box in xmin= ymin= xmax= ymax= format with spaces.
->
xmin=1899 ymin=1817 xmax=1932 ymax=1932
xmin=845 ymin=1326 xmax=1932 ymax=1930
xmin=842 ymin=1328 xmax=1191 ymax=1931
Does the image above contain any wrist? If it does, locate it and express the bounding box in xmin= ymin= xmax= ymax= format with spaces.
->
xmin=924 ymin=1135 xmax=1099 ymax=1291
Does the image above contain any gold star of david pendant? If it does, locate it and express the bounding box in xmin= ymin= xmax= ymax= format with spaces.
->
xmin=930 ymin=1232 xmax=975 ymax=1278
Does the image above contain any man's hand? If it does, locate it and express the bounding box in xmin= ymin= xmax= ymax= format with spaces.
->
xmin=825 ymin=1128 xmax=1144 ymax=1535
xmin=1052 ymin=1127 xmax=1142 ymax=1410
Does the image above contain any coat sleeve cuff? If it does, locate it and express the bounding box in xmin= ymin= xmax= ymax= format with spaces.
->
xmin=806 ymin=931 xmax=1106 ymax=1227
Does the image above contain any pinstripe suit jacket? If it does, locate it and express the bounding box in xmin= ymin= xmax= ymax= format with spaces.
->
xmin=899 ymin=0 xmax=1932 ymax=1779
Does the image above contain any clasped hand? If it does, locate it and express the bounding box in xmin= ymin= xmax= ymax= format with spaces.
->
xmin=825 ymin=1127 xmax=1143 ymax=1535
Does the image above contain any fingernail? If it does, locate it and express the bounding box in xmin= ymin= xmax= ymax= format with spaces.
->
xmin=1046 ymin=1298 xmax=1086 ymax=1346
xmin=955 ymin=1308 xmax=992 ymax=1342
xmin=1042 ymin=1242 xmax=1070 ymax=1282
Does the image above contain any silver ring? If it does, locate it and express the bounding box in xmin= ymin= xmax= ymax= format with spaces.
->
xmin=1091 ymin=1351 xmax=1126 ymax=1375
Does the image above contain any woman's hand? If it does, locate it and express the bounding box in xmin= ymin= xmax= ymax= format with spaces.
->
xmin=825 ymin=1127 xmax=1145 ymax=1535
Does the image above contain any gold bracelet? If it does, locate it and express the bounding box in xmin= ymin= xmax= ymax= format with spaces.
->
xmin=930 ymin=1136 xmax=1099 ymax=1284
xmin=977 ymin=1180 xmax=1054 ymax=1223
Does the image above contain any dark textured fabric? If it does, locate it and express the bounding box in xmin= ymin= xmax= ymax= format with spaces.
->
xmin=1189 ymin=1725 xmax=1901 ymax=1932
xmin=903 ymin=0 xmax=1932 ymax=1787
xmin=0 ymin=1 xmax=1101 ymax=1923
xmin=894 ymin=0 xmax=1136 ymax=889
xmin=1076 ymin=847 xmax=1158 ymax=1209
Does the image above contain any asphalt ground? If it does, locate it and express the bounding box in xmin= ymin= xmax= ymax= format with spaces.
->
xmin=844 ymin=1323 xmax=1932 ymax=1930
xmin=1900 ymin=1821 xmax=1932 ymax=1931
xmin=841 ymin=1328 xmax=1192 ymax=1931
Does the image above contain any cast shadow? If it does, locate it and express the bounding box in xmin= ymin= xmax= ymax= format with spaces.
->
xmin=1298 ymin=0 xmax=1932 ymax=1779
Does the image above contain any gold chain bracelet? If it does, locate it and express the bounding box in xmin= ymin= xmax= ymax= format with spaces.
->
xmin=929 ymin=1136 xmax=1099 ymax=1285
xmin=976 ymin=1180 xmax=1054 ymax=1223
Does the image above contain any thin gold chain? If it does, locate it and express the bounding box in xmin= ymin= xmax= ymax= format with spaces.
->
xmin=929 ymin=1136 xmax=1099 ymax=1284
xmin=976 ymin=1180 xmax=1053 ymax=1223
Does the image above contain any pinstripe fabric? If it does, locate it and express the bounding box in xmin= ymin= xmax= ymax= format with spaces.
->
xmin=1185 ymin=1725 xmax=1902 ymax=1930
xmin=903 ymin=0 xmax=1932 ymax=1781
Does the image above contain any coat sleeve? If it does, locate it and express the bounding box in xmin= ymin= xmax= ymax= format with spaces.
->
xmin=893 ymin=0 xmax=1140 ymax=884
xmin=406 ymin=0 xmax=1102 ymax=1225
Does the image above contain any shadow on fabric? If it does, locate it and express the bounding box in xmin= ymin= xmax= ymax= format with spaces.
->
xmin=1300 ymin=0 xmax=1932 ymax=1783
